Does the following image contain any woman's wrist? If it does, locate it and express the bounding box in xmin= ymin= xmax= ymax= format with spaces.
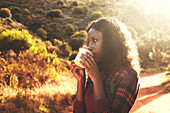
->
xmin=76 ymin=76 xmax=86 ymax=102
xmin=93 ymin=78 xmax=106 ymax=100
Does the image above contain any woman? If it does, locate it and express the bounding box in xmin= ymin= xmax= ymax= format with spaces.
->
xmin=71 ymin=17 xmax=140 ymax=113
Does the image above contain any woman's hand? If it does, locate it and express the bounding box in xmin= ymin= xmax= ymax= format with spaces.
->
xmin=71 ymin=61 xmax=86 ymax=102
xmin=80 ymin=53 xmax=106 ymax=100
xmin=80 ymin=53 xmax=101 ymax=83
xmin=70 ymin=61 xmax=85 ymax=82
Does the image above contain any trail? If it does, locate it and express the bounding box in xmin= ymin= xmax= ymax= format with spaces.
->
xmin=130 ymin=72 xmax=170 ymax=113
xmin=62 ymin=72 xmax=170 ymax=113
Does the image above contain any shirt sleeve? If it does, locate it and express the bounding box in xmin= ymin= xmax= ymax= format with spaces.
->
xmin=95 ymin=69 xmax=139 ymax=113
xmin=73 ymin=99 xmax=86 ymax=113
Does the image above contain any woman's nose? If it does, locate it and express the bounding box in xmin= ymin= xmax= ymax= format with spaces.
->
xmin=88 ymin=42 xmax=93 ymax=51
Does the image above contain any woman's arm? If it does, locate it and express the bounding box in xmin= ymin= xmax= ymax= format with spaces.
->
xmin=71 ymin=62 xmax=86 ymax=113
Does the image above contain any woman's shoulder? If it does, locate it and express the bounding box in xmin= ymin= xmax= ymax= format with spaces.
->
xmin=107 ymin=66 xmax=138 ymax=84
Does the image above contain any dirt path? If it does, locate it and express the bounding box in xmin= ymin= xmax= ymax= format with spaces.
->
xmin=63 ymin=72 xmax=170 ymax=113
xmin=130 ymin=72 xmax=170 ymax=113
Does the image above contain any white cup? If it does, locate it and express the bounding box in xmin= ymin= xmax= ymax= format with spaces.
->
xmin=74 ymin=48 xmax=93 ymax=68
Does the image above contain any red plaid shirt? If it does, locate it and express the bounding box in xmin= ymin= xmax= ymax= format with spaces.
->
xmin=73 ymin=66 xmax=140 ymax=113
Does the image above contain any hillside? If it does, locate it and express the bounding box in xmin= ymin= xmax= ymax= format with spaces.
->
xmin=0 ymin=0 xmax=170 ymax=112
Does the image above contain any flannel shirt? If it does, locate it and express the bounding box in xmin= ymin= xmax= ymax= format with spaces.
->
xmin=73 ymin=66 xmax=140 ymax=113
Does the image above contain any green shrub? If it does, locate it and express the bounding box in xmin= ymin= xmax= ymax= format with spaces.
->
xmin=72 ymin=1 xmax=78 ymax=6
xmin=47 ymin=46 xmax=62 ymax=56
xmin=54 ymin=39 xmax=63 ymax=46
xmin=53 ymin=39 xmax=72 ymax=58
xmin=91 ymin=1 xmax=97 ymax=7
xmin=69 ymin=51 xmax=78 ymax=61
xmin=47 ymin=9 xmax=64 ymax=18
xmin=84 ymin=5 xmax=90 ymax=13
xmin=57 ymin=41 xmax=72 ymax=58
xmin=73 ymin=6 xmax=85 ymax=14
xmin=71 ymin=30 xmax=86 ymax=38
xmin=65 ymin=24 xmax=75 ymax=36
xmin=69 ymin=38 xmax=84 ymax=51
xmin=37 ymin=28 xmax=47 ymax=40
xmin=57 ymin=0 xmax=64 ymax=6
xmin=23 ymin=8 xmax=30 ymax=15
xmin=45 ymin=41 xmax=53 ymax=47
xmin=90 ymin=11 xmax=103 ymax=21
xmin=69 ymin=30 xmax=86 ymax=50
xmin=11 ymin=7 xmax=21 ymax=15
xmin=13 ymin=13 xmax=21 ymax=22
xmin=0 ymin=29 xmax=34 ymax=53
xmin=0 ymin=8 xmax=12 ymax=18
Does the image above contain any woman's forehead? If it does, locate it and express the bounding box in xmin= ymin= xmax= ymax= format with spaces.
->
xmin=87 ymin=28 xmax=103 ymax=38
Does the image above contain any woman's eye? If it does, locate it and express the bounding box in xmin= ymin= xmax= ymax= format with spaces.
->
xmin=93 ymin=39 xmax=97 ymax=42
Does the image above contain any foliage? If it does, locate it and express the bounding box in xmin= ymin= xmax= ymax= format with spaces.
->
xmin=83 ymin=5 xmax=90 ymax=13
xmin=57 ymin=0 xmax=64 ymax=6
xmin=0 ymin=29 xmax=34 ymax=53
xmin=0 ymin=44 xmax=69 ymax=89
xmin=65 ymin=24 xmax=75 ymax=36
xmin=148 ymin=30 xmax=169 ymax=64
xmin=144 ymin=67 xmax=168 ymax=73
xmin=69 ymin=51 xmax=78 ymax=61
xmin=52 ymin=39 xmax=72 ymax=58
xmin=69 ymin=38 xmax=84 ymax=51
xmin=161 ymin=72 xmax=170 ymax=91
xmin=23 ymin=8 xmax=30 ymax=15
xmin=37 ymin=28 xmax=47 ymax=40
xmin=12 ymin=13 xmax=21 ymax=22
xmin=0 ymin=8 xmax=12 ymax=18
xmin=69 ymin=30 xmax=86 ymax=50
xmin=11 ymin=7 xmax=21 ymax=15
xmin=47 ymin=9 xmax=64 ymax=18
xmin=70 ymin=30 xmax=86 ymax=38
xmin=90 ymin=11 xmax=103 ymax=21
xmin=0 ymin=89 xmax=74 ymax=113
xmin=72 ymin=1 xmax=78 ymax=6
xmin=73 ymin=6 xmax=85 ymax=14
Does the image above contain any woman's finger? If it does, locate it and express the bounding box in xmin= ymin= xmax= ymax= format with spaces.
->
xmin=80 ymin=54 xmax=93 ymax=68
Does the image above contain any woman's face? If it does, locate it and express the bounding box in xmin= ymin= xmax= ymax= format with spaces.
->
xmin=86 ymin=28 xmax=103 ymax=63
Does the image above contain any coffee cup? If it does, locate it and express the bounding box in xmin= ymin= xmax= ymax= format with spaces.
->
xmin=74 ymin=48 xmax=93 ymax=68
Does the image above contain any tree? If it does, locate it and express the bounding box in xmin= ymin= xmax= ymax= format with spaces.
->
xmin=140 ymin=29 xmax=170 ymax=67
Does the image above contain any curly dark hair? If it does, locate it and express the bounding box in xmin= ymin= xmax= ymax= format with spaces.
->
xmin=84 ymin=17 xmax=140 ymax=75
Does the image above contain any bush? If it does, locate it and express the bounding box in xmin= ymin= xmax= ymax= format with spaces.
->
xmin=73 ymin=6 xmax=85 ymax=14
xmin=91 ymin=1 xmax=97 ymax=7
xmin=53 ymin=39 xmax=72 ymax=58
xmin=23 ymin=8 xmax=30 ymax=15
xmin=13 ymin=13 xmax=21 ymax=22
xmin=65 ymin=24 xmax=75 ymax=36
xmin=47 ymin=9 xmax=64 ymax=18
xmin=57 ymin=0 xmax=64 ymax=6
xmin=71 ymin=30 xmax=86 ymax=38
xmin=69 ymin=38 xmax=84 ymax=51
xmin=84 ymin=5 xmax=90 ymax=13
xmin=72 ymin=1 xmax=78 ymax=6
xmin=45 ymin=41 xmax=53 ymax=47
xmin=69 ymin=51 xmax=78 ymax=61
xmin=0 ymin=8 xmax=12 ymax=18
xmin=57 ymin=41 xmax=72 ymax=58
xmin=90 ymin=11 xmax=103 ymax=21
xmin=11 ymin=7 xmax=21 ymax=15
xmin=0 ymin=29 xmax=34 ymax=53
xmin=37 ymin=28 xmax=47 ymax=40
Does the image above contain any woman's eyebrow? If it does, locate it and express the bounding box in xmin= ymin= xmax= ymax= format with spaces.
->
xmin=89 ymin=35 xmax=102 ymax=38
